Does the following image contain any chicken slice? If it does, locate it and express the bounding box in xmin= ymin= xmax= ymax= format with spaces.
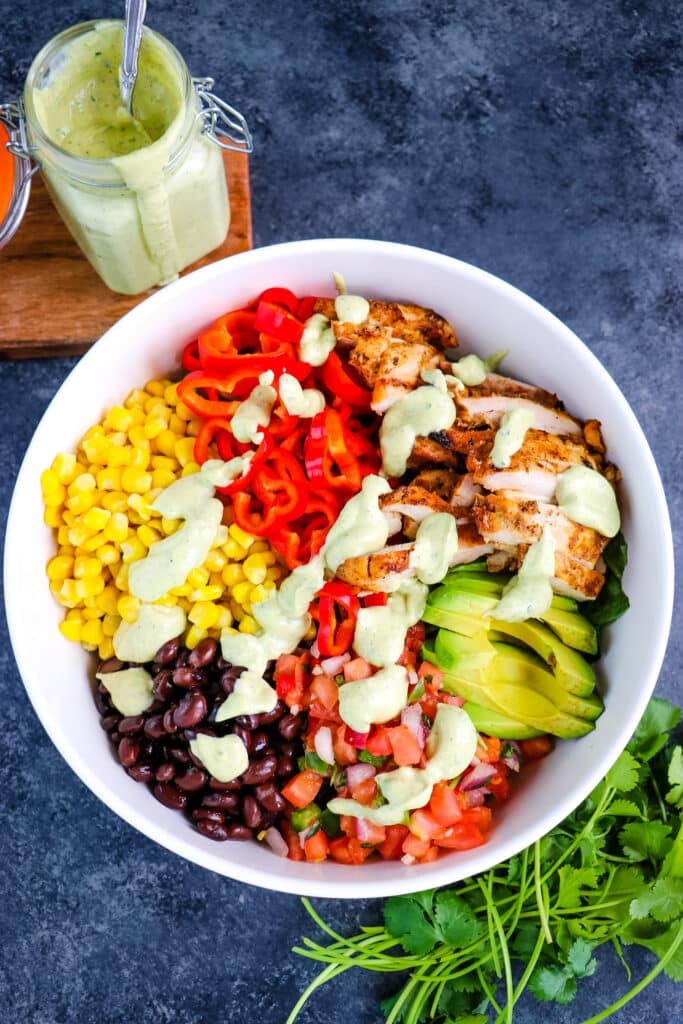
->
xmin=449 ymin=473 xmax=481 ymax=508
xmin=312 ymin=298 xmax=458 ymax=351
xmin=551 ymin=551 xmax=606 ymax=601
xmin=379 ymin=485 xmax=454 ymax=522
xmin=371 ymin=341 xmax=441 ymax=413
xmin=455 ymin=393 xmax=582 ymax=436
xmin=407 ymin=435 xmax=461 ymax=468
xmin=472 ymin=493 xmax=608 ymax=567
xmin=411 ymin=467 xmax=460 ymax=500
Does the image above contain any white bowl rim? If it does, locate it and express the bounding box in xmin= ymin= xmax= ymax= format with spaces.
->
xmin=4 ymin=238 xmax=675 ymax=897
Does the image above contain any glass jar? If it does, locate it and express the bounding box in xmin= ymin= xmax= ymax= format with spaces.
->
xmin=1 ymin=20 xmax=251 ymax=294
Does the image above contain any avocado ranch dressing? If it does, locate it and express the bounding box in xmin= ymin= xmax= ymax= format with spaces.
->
xmin=25 ymin=21 xmax=229 ymax=294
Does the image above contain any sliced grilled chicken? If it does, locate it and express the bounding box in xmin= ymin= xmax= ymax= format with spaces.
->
xmin=312 ymin=298 xmax=458 ymax=351
xmin=449 ymin=473 xmax=481 ymax=508
xmin=379 ymin=485 xmax=454 ymax=522
xmin=411 ymin=467 xmax=460 ymax=500
xmin=455 ymin=392 xmax=582 ymax=436
xmin=472 ymin=492 xmax=608 ymax=567
xmin=407 ymin=435 xmax=461 ymax=468
xmin=371 ymin=341 xmax=442 ymax=413
xmin=551 ymin=550 xmax=606 ymax=601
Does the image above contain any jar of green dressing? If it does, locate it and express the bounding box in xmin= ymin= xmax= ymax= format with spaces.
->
xmin=0 ymin=20 xmax=252 ymax=294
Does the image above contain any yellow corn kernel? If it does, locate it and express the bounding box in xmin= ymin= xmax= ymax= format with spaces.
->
xmin=190 ymin=584 xmax=223 ymax=602
xmin=81 ymin=618 xmax=104 ymax=647
xmin=163 ymin=382 xmax=179 ymax=406
xmin=186 ymin=419 xmax=200 ymax=437
xmin=144 ymin=379 xmax=166 ymax=397
xmin=44 ymin=506 xmax=62 ymax=528
xmin=213 ymin=524 xmax=229 ymax=547
xmin=266 ymin=565 xmax=284 ymax=583
xmin=117 ymin=594 xmax=140 ymax=623
xmin=58 ymin=579 xmax=81 ymax=607
xmin=205 ymin=549 xmax=227 ymax=573
xmin=120 ymin=466 xmax=152 ymax=493
xmin=98 ymin=635 xmax=115 ymax=660
xmin=215 ymin=606 xmax=233 ymax=630
xmin=238 ymin=615 xmax=259 ymax=635
xmin=80 ymin=435 xmax=111 ymax=465
xmin=104 ymin=511 xmax=129 ymax=542
xmin=67 ymin=524 xmax=93 ymax=548
xmin=137 ymin=524 xmax=162 ymax=548
xmin=155 ymin=428 xmax=179 ymax=457
xmin=151 ymin=467 xmax=177 ymax=490
xmin=121 ymin=535 xmax=147 ymax=563
xmin=106 ymin=445 xmax=131 ymax=468
xmin=102 ymin=614 xmax=120 ymax=637
xmin=73 ymin=556 xmax=103 ymax=579
xmin=75 ymin=577 xmax=105 ymax=600
xmin=51 ymin=452 xmax=78 ymax=484
xmin=96 ymin=586 xmax=120 ymax=616
xmin=188 ymin=601 xmax=220 ymax=629
xmin=168 ymin=413 xmax=185 ymax=435
xmin=249 ymin=582 xmax=273 ymax=606
xmin=231 ymin=579 xmax=253 ymax=607
xmin=57 ymin=525 xmax=71 ymax=546
xmin=80 ymin=531 xmax=109 ymax=553
xmin=82 ymin=506 xmax=111 ymax=532
xmin=153 ymin=593 xmax=177 ymax=608
xmin=95 ymin=543 xmax=120 ymax=567
xmin=46 ymin=554 xmax=74 ymax=581
xmin=229 ymin=599 xmax=245 ymax=622
xmin=243 ymin=553 xmax=268 ymax=585
xmin=161 ymin=516 xmax=181 ymax=536
xmin=221 ymin=563 xmax=245 ymax=588
xmin=223 ymin=538 xmax=247 ymax=561
xmin=185 ymin=624 xmax=208 ymax=649
xmin=68 ymin=471 xmax=96 ymax=495
xmin=187 ymin=566 xmax=209 ymax=589
xmin=175 ymin=400 xmax=193 ymax=421
xmin=65 ymin=490 xmax=96 ymax=515
xmin=96 ymin=467 xmax=121 ymax=491
xmin=40 ymin=468 xmax=66 ymax=507
xmin=114 ymin=563 xmax=129 ymax=591
xmin=228 ymin=522 xmax=257 ymax=549
xmin=59 ymin=618 xmax=82 ymax=643
xmin=125 ymin=388 xmax=148 ymax=408
xmin=143 ymin=415 xmax=169 ymax=441
xmin=150 ymin=454 xmax=177 ymax=471
xmin=128 ymin=446 xmax=151 ymax=470
xmin=169 ymin=582 xmax=192 ymax=598
xmin=180 ymin=461 xmax=200 ymax=477
xmin=174 ymin=437 xmax=196 ymax=466
xmin=105 ymin=406 xmax=135 ymax=432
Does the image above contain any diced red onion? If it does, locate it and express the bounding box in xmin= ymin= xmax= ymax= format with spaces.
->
xmin=346 ymin=762 xmax=376 ymax=789
xmin=407 ymin=669 xmax=419 ymax=686
xmin=346 ymin=727 xmax=370 ymax=749
xmin=501 ymin=740 xmax=521 ymax=772
xmin=310 ymin=638 xmax=320 ymax=659
xmin=401 ymin=703 xmax=427 ymax=748
xmin=320 ymin=653 xmax=351 ymax=675
xmin=263 ymin=827 xmax=289 ymax=858
xmin=355 ymin=817 xmax=377 ymax=842
xmin=459 ymin=762 xmax=497 ymax=791
xmin=313 ymin=725 xmax=335 ymax=765
xmin=464 ymin=786 xmax=488 ymax=807
xmin=311 ymin=665 xmax=323 ymax=676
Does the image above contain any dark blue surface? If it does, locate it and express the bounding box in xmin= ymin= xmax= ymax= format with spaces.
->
xmin=1 ymin=1 xmax=681 ymax=1021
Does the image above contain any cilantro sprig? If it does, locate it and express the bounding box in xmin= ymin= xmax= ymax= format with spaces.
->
xmin=287 ymin=697 xmax=683 ymax=1024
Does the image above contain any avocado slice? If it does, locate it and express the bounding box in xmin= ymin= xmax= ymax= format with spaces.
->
xmin=462 ymin=700 xmax=545 ymax=739
xmin=489 ymin=619 xmax=597 ymax=695
xmin=434 ymin=628 xmax=496 ymax=672
xmin=439 ymin=667 xmax=595 ymax=739
xmin=540 ymin=606 xmax=598 ymax=655
xmin=486 ymin=643 xmax=603 ymax=721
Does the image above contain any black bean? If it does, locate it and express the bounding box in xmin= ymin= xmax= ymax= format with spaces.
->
xmin=242 ymin=795 xmax=264 ymax=830
xmin=241 ymin=753 xmax=277 ymax=786
xmin=208 ymin=777 xmax=241 ymax=792
xmin=153 ymin=782 xmax=187 ymax=810
xmin=224 ymin=823 xmax=254 ymax=841
xmin=118 ymin=737 xmax=140 ymax=767
xmin=253 ymin=782 xmax=287 ymax=814
xmin=188 ymin=637 xmax=218 ymax=668
xmin=143 ymin=714 xmax=167 ymax=740
xmin=277 ymin=754 xmax=296 ymax=779
xmin=192 ymin=808 xmax=225 ymax=825
xmin=253 ymin=701 xmax=286 ymax=726
xmin=94 ymin=689 xmax=110 ymax=716
xmin=172 ymin=666 xmax=202 ymax=689
xmin=152 ymin=669 xmax=174 ymax=701
xmin=168 ymin=745 xmax=191 ymax=764
xmin=97 ymin=657 xmax=125 ymax=674
xmin=278 ymin=713 xmax=303 ymax=740
xmin=154 ymin=637 xmax=181 ymax=665
xmin=173 ymin=692 xmax=207 ymax=729
xmin=202 ymin=791 xmax=239 ymax=811
xmin=127 ymin=763 xmax=154 ymax=784
xmin=175 ymin=767 xmax=207 ymax=792
xmin=195 ymin=819 xmax=230 ymax=841
xmin=155 ymin=763 xmax=176 ymax=782
xmin=250 ymin=730 xmax=270 ymax=756
xmin=118 ymin=715 xmax=145 ymax=734
xmin=100 ymin=714 xmax=119 ymax=733
xmin=162 ymin=709 xmax=178 ymax=734
xmin=230 ymin=725 xmax=252 ymax=752
xmin=219 ymin=668 xmax=240 ymax=694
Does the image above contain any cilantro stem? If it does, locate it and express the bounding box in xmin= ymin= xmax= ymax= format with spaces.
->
xmin=477 ymin=965 xmax=503 ymax=1015
xmin=484 ymin=884 xmax=514 ymax=1024
xmin=540 ymin=787 xmax=614 ymax=886
xmin=578 ymin=921 xmax=683 ymax=1024
xmin=493 ymin=920 xmax=546 ymax=1024
xmin=534 ymin=840 xmax=553 ymax=945
xmin=284 ymin=961 xmax=349 ymax=1024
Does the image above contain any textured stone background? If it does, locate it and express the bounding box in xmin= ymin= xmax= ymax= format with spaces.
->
xmin=0 ymin=1 xmax=681 ymax=1021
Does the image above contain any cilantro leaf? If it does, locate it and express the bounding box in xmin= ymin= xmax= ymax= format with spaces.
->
xmin=584 ymin=571 xmax=629 ymax=626
xmin=452 ymin=1016 xmax=489 ymax=1024
xmin=556 ymin=866 xmax=598 ymax=908
xmin=434 ymin=891 xmax=484 ymax=948
xmin=510 ymin=922 xmax=540 ymax=957
xmin=630 ymin=877 xmax=683 ymax=922
xmin=528 ymin=965 xmax=577 ymax=1004
xmin=438 ymin=975 xmax=486 ymax=1020
xmin=384 ymin=895 xmax=437 ymax=955
xmin=606 ymin=798 xmax=643 ymax=818
xmin=605 ymin=749 xmax=640 ymax=793
xmin=628 ymin=697 xmax=681 ymax=762
xmin=634 ymin=923 xmax=683 ymax=981
xmin=603 ymin=531 xmax=628 ymax=578
xmin=666 ymin=747 xmax=683 ymax=809
xmin=619 ymin=821 xmax=673 ymax=862
xmin=565 ymin=938 xmax=598 ymax=978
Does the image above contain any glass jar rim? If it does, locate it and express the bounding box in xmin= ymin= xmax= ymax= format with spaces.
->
xmin=22 ymin=19 xmax=195 ymax=187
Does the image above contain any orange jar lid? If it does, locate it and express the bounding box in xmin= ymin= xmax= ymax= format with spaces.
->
xmin=0 ymin=110 xmax=34 ymax=248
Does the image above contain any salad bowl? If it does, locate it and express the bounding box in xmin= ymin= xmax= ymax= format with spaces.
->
xmin=4 ymin=238 xmax=674 ymax=897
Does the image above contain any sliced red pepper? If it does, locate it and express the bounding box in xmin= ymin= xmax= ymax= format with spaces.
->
xmin=181 ymin=339 xmax=202 ymax=371
xmin=304 ymin=408 xmax=363 ymax=493
xmin=214 ymin=431 xmax=274 ymax=497
xmin=233 ymin=448 xmax=309 ymax=535
xmin=254 ymin=300 xmax=304 ymax=344
xmin=257 ymin=287 xmax=300 ymax=314
xmin=315 ymin=582 xmax=360 ymax=657
xmin=193 ymin=417 xmax=235 ymax=465
xmin=321 ymin=350 xmax=372 ymax=410
xmin=362 ymin=592 xmax=389 ymax=608
xmin=297 ymin=295 xmax=317 ymax=322
xmin=272 ymin=492 xmax=339 ymax=569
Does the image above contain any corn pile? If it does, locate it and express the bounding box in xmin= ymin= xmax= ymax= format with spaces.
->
xmin=41 ymin=378 xmax=284 ymax=661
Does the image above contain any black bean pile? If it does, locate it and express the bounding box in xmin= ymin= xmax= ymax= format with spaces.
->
xmin=95 ymin=636 xmax=304 ymax=841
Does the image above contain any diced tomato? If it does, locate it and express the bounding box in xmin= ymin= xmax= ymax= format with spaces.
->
xmin=386 ymin=725 xmax=423 ymax=766
xmin=377 ymin=824 xmax=410 ymax=860
xmin=366 ymin=726 xmax=393 ymax=757
xmin=465 ymin=805 xmax=493 ymax=833
xmin=417 ymin=662 xmax=444 ymax=689
xmin=328 ymin=836 xmax=354 ymax=864
xmin=409 ymin=807 xmax=446 ymax=841
xmin=487 ymin=773 xmax=511 ymax=801
xmin=420 ymin=846 xmax=440 ymax=863
xmin=339 ymin=814 xmax=357 ymax=838
xmin=439 ymin=693 xmax=465 ymax=707
xmin=281 ymin=771 xmax=323 ymax=809
xmin=343 ymin=657 xmax=373 ymax=681
xmin=281 ymin=820 xmax=305 ymax=862
xmin=347 ymin=838 xmax=375 ymax=864
xmin=354 ymin=819 xmax=387 ymax=845
xmin=345 ymin=727 xmax=370 ymax=749
xmin=419 ymin=693 xmax=439 ymax=720
xmin=402 ymin=833 xmax=432 ymax=859
xmin=304 ymin=828 xmax=330 ymax=862
xmin=333 ymin=724 xmax=358 ymax=765
xmin=429 ymin=781 xmax=464 ymax=826
xmin=349 ymin=777 xmax=378 ymax=806
xmin=274 ymin=652 xmax=310 ymax=708
xmin=520 ymin=736 xmax=555 ymax=761
xmin=310 ymin=673 xmax=339 ymax=711
xmin=436 ymin=822 xmax=487 ymax=850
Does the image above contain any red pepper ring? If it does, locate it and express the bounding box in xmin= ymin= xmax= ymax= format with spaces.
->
xmin=214 ymin=431 xmax=275 ymax=497
xmin=320 ymin=350 xmax=373 ymax=410
xmin=315 ymin=582 xmax=360 ymax=657
xmin=193 ymin=416 xmax=235 ymax=465
xmin=257 ymin=287 xmax=300 ymax=314
xmin=181 ymin=338 xmax=202 ymax=372
xmin=254 ymin=300 xmax=305 ymax=345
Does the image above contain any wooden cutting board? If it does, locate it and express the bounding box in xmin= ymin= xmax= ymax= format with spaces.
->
xmin=0 ymin=150 xmax=252 ymax=358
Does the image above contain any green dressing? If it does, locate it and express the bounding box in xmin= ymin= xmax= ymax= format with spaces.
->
xmin=338 ymin=665 xmax=409 ymax=734
xmin=380 ymin=385 xmax=456 ymax=478
xmin=299 ymin=314 xmax=336 ymax=366
xmin=95 ymin=666 xmax=154 ymax=716
xmin=555 ymin=465 xmax=621 ymax=538
xmin=189 ymin=733 xmax=249 ymax=783
xmin=278 ymin=373 xmax=325 ymax=418
xmin=231 ymin=372 xmax=277 ymax=444
xmin=334 ymin=294 xmax=370 ymax=325
xmin=322 ymin=475 xmax=392 ymax=574
xmin=491 ymin=527 xmax=556 ymax=623
xmin=409 ymin=512 xmax=459 ymax=585
xmin=215 ymin=670 xmax=278 ymax=722
xmin=420 ymin=368 xmax=449 ymax=393
xmin=353 ymin=578 xmax=429 ymax=666
xmin=490 ymin=408 xmax=535 ymax=468
xmin=112 ymin=603 xmax=186 ymax=663
xmin=450 ymin=349 xmax=507 ymax=387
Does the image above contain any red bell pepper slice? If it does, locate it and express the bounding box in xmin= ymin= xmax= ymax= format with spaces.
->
xmin=296 ymin=295 xmax=318 ymax=322
xmin=181 ymin=339 xmax=202 ymax=372
xmin=304 ymin=408 xmax=363 ymax=493
xmin=254 ymin=300 xmax=304 ymax=344
xmin=193 ymin=416 xmax=235 ymax=465
xmin=233 ymin=448 xmax=309 ymax=535
xmin=257 ymin=287 xmax=300 ymax=314
xmin=315 ymin=582 xmax=360 ymax=658
xmin=321 ymin=350 xmax=372 ymax=410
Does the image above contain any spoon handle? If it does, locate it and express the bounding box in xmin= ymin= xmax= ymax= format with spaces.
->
xmin=120 ymin=0 xmax=147 ymax=112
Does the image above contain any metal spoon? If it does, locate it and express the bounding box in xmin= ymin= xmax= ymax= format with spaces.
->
xmin=119 ymin=0 xmax=147 ymax=115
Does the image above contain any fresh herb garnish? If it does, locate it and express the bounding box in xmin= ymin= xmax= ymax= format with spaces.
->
xmin=287 ymin=697 xmax=683 ymax=1024
xmin=584 ymin=532 xmax=630 ymax=628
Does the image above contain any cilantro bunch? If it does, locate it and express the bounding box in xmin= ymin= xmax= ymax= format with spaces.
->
xmin=287 ymin=697 xmax=683 ymax=1024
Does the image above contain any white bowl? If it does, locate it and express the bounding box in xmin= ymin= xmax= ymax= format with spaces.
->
xmin=5 ymin=239 xmax=674 ymax=897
